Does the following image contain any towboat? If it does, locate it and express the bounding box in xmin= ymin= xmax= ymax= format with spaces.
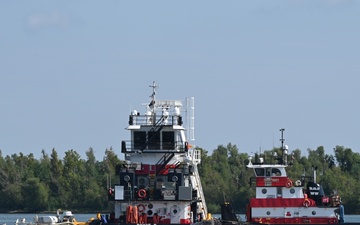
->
xmin=222 ymin=129 xmax=351 ymax=225
xmin=104 ymin=82 xmax=212 ymax=225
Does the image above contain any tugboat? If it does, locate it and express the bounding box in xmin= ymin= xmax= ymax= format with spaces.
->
xmin=107 ymin=81 xmax=209 ymax=225
xmin=245 ymin=128 xmax=346 ymax=224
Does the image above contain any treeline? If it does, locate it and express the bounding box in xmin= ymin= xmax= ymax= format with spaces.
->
xmin=1 ymin=144 xmax=360 ymax=214
xmin=0 ymin=147 xmax=121 ymax=213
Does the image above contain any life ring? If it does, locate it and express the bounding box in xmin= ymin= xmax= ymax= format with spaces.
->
xmin=138 ymin=204 xmax=146 ymax=213
xmin=285 ymin=179 xmax=293 ymax=188
xmin=138 ymin=189 xmax=147 ymax=198
xmin=303 ymin=198 xmax=311 ymax=207
xmin=295 ymin=180 xmax=302 ymax=186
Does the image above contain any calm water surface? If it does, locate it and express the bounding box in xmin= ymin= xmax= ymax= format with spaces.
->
xmin=0 ymin=214 xmax=95 ymax=224
xmin=1 ymin=213 xmax=360 ymax=224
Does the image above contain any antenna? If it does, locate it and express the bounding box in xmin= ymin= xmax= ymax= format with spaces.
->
xmin=187 ymin=97 xmax=195 ymax=141
xmin=149 ymin=81 xmax=158 ymax=99
xmin=279 ymin=128 xmax=288 ymax=165
xmin=148 ymin=81 xmax=158 ymax=111
xmin=279 ymin=128 xmax=285 ymax=149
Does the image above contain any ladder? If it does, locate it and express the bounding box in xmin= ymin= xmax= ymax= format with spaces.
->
xmin=190 ymin=150 xmax=207 ymax=218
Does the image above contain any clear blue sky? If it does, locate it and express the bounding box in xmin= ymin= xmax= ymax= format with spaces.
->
xmin=1 ymin=1 xmax=359 ymax=161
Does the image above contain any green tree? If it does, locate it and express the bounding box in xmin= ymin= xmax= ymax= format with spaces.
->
xmin=49 ymin=148 xmax=63 ymax=209
xmin=61 ymin=149 xmax=85 ymax=209
xmin=22 ymin=178 xmax=49 ymax=211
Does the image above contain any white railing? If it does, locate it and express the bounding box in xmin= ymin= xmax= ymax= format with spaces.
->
xmin=190 ymin=157 xmax=207 ymax=219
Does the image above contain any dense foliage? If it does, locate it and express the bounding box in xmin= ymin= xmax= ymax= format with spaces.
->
xmin=1 ymin=144 xmax=359 ymax=213
xmin=0 ymin=147 xmax=120 ymax=213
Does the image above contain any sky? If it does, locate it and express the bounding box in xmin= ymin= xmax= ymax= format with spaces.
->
xmin=1 ymin=1 xmax=360 ymax=161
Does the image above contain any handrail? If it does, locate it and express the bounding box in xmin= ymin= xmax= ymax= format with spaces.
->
xmin=192 ymin=164 xmax=208 ymax=218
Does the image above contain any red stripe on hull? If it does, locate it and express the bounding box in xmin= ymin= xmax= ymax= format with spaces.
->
xmin=250 ymin=198 xmax=316 ymax=207
xmin=251 ymin=217 xmax=339 ymax=224
xmin=256 ymin=177 xmax=289 ymax=187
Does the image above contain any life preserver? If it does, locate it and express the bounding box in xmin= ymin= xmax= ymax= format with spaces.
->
xmin=295 ymin=180 xmax=302 ymax=186
xmin=285 ymin=179 xmax=293 ymax=188
xmin=303 ymin=198 xmax=311 ymax=207
xmin=138 ymin=189 xmax=147 ymax=198
xmin=138 ymin=204 xmax=146 ymax=213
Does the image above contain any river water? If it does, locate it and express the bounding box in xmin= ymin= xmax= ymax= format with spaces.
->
xmin=1 ymin=213 xmax=360 ymax=224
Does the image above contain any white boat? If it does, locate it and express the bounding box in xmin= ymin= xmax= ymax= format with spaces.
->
xmin=14 ymin=210 xmax=86 ymax=225
xmin=221 ymin=129 xmax=351 ymax=225
xmin=105 ymin=81 xmax=211 ymax=225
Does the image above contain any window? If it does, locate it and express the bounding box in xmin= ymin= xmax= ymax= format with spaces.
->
xmin=148 ymin=131 xmax=160 ymax=149
xmin=271 ymin=168 xmax=281 ymax=176
xmin=134 ymin=131 xmax=146 ymax=150
xmin=255 ymin=168 xmax=265 ymax=177
xmin=162 ymin=131 xmax=175 ymax=150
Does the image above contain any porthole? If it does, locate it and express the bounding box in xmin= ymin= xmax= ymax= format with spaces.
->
xmin=266 ymin=211 xmax=271 ymax=215
xmin=312 ymin=211 xmax=316 ymax=215
xmin=262 ymin=189 xmax=267 ymax=194
xmin=148 ymin=204 xmax=153 ymax=209
xmin=124 ymin=175 xmax=130 ymax=182
xmin=290 ymin=188 xmax=295 ymax=194
xmin=147 ymin=210 xmax=153 ymax=216
xmin=172 ymin=176 xmax=179 ymax=182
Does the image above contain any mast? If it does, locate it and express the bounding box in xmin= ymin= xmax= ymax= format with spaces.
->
xmin=148 ymin=81 xmax=158 ymax=112
xmin=279 ymin=128 xmax=288 ymax=165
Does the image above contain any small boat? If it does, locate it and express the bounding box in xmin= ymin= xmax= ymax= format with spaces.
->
xmin=101 ymin=81 xmax=214 ymax=225
xmin=14 ymin=210 xmax=88 ymax=225
xmin=221 ymin=129 xmax=356 ymax=225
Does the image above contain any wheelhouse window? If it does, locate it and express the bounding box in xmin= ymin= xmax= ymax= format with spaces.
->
xmin=134 ymin=131 xmax=146 ymax=150
xmin=271 ymin=168 xmax=281 ymax=176
xmin=162 ymin=131 xmax=175 ymax=150
xmin=254 ymin=168 xmax=265 ymax=177
xmin=148 ymin=131 xmax=160 ymax=149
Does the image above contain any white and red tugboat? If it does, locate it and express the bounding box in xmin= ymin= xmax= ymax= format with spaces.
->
xmin=107 ymin=82 xmax=209 ymax=225
xmin=244 ymin=129 xmax=347 ymax=224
